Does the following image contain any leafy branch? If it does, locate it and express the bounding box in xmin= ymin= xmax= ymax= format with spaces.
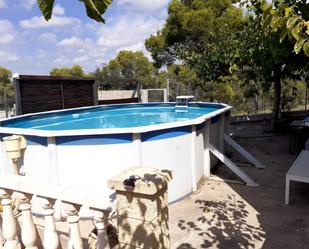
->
xmin=241 ymin=0 xmax=309 ymax=56
xmin=37 ymin=0 xmax=112 ymax=23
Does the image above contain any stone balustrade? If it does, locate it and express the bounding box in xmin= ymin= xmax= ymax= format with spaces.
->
xmin=0 ymin=174 xmax=113 ymax=249
xmin=0 ymin=167 xmax=172 ymax=249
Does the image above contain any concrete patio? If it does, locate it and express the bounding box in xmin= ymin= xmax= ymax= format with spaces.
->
xmin=169 ymin=122 xmax=309 ymax=249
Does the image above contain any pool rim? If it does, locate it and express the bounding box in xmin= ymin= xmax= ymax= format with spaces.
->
xmin=0 ymin=102 xmax=232 ymax=137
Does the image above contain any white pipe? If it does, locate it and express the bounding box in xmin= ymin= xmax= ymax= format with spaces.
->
xmin=47 ymin=137 xmax=59 ymax=182
xmin=132 ymin=133 xmax=142 ymax=166
xmin=224 ymin=134 xmax=265 ymax=169
xmin=209 ymin=143 xmax=258 ymax=187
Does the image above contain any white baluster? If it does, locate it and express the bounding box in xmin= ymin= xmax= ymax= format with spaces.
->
xmin=42 ymin=200 xmax=59 ymax=249
xmin=11 ymin=192 xmax=24 ymax=216
xmin=66 ymin=206 xmax=83 ymax=249
xmin=1 ymin=191 xmax=21 ymax=249
xmin=0 ymin=225 xmax=5 ymax=249
xmin=53 ymin=200 xmax=63 ymax=222
xmin=19 ymin=198 xmax=38 ymax=249
xmin=94 ymin=212 xmax=110 ymax=249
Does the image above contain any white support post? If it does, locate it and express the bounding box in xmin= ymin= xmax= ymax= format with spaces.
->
xmin=93 ymin=212 xmax=110 ymax=249
xmin=66 ymin=206 xmax=83 ymax=249
xmin=0 ymin=191 xmax=20 ymax=249
xmin=209 ymin=143 xmax=258 ymax=187
xmin=163 ymin=89 xmax=168 ymax=103
xmin=47 ymin=137 xmax=59 ymax=183
xmin=224 ymin=134 xmax=265 ymax=169
xmin=204 ymin=120 xmax=211 ymax=178
xmin=191 ymin=125 xmax=197 ymax=191
xmin=132 ymin=133 xmax=142 ymax=166
xmin=19 ymin=197 xmax=38 ymax=249
xmin=142 ymin=90 xmax=148 ymax=103
xmin=42 ymin=199 xmax=59 ymax=249
xmin=47 ymin=137 xmax=63 ymax=222
xmin=166 ymin=79 xmax=170 ymax=102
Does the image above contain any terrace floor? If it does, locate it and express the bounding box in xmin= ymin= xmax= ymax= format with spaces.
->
xmin=169 ymin=122 xmax=309 ymax=249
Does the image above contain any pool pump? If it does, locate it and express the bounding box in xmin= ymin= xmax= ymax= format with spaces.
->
xmin=2 ymin=135 xmax=27 ymax=175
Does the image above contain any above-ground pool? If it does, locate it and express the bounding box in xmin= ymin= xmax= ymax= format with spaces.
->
xmin=0 ymin=103 xmax=231 ymax=203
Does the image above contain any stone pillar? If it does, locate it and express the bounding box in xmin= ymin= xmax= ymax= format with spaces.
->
xmin=108 ymin=167 xmax=172 ymax=249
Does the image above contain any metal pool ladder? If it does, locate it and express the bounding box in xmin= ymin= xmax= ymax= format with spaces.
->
xmin=175 ymin=95 xmax=194 ymax=112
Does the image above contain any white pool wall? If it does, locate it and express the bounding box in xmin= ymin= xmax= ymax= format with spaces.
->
xmin=0 ymin=103 xmax=231 ymax=203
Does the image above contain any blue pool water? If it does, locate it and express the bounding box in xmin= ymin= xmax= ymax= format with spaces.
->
xmin=1 ymin=104 xmax=223 ymax=131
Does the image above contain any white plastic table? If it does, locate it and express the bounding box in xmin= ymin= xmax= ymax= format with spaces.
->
xmin=285 ymin=150 xmax=309 ymax=204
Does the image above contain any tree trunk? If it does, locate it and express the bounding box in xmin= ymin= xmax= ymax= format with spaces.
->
xmin=271 ymin=68 xmax=281 ymax=131
xmin=254 ymin=94 xmax=259 ymax=114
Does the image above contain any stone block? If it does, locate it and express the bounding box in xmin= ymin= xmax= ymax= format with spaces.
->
xmin=116 ymin=186 xmax=167 ymax=221
xmin=107 ymin=167 xmax=172 ymax=195
xmin=118 ymin=244 xmax=135 ymax=249
xmin=118 ymin=207 xmax=169 ymax=232
xmin=117 ymin=210 xmax=170 ymax=249
xmin=108 ymin=167 xmax=172 ymax=249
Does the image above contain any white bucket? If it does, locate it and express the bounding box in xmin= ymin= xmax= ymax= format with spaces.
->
xmin=2 ymin=135 xmax=22 ymax=160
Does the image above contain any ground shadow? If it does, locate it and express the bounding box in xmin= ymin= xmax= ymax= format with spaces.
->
xmin=175 ymin=194 xmax=265 ymax=249
xmin=212 ymin=122 xmax=309 ymax=248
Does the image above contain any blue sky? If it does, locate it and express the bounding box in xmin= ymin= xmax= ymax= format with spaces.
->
xmin=0 ymin=0 xmax=169 ymax=74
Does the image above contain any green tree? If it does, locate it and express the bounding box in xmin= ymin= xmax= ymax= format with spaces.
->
xmin=146 ymin=0 xmax=308 ymax=129
xmin=146 ymin=0 xmax=265 ymax=112
xmin=50 ymin=65 xmax=87 ymax=77
xmin=37 ymin=0 xmax=112 ymax=23
xmin=0 ymin=67 xmax=14 ymax=117
xmin=109 ymin=51 xmax=153 ymax=79
xmin=239 ymin=0 xmax=309 ymax=129
xmin=280 ymin=79 xmax=306 ymax=112
xmin=95 ymin=51 xmax=166 ymax=89
xmin=146 ymin=0 xmax=245 ymax=81
xmin=262 ymin=0 xmax=309 ymax=56
xmin=162 ymin=64 xmax=200 ymax=100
